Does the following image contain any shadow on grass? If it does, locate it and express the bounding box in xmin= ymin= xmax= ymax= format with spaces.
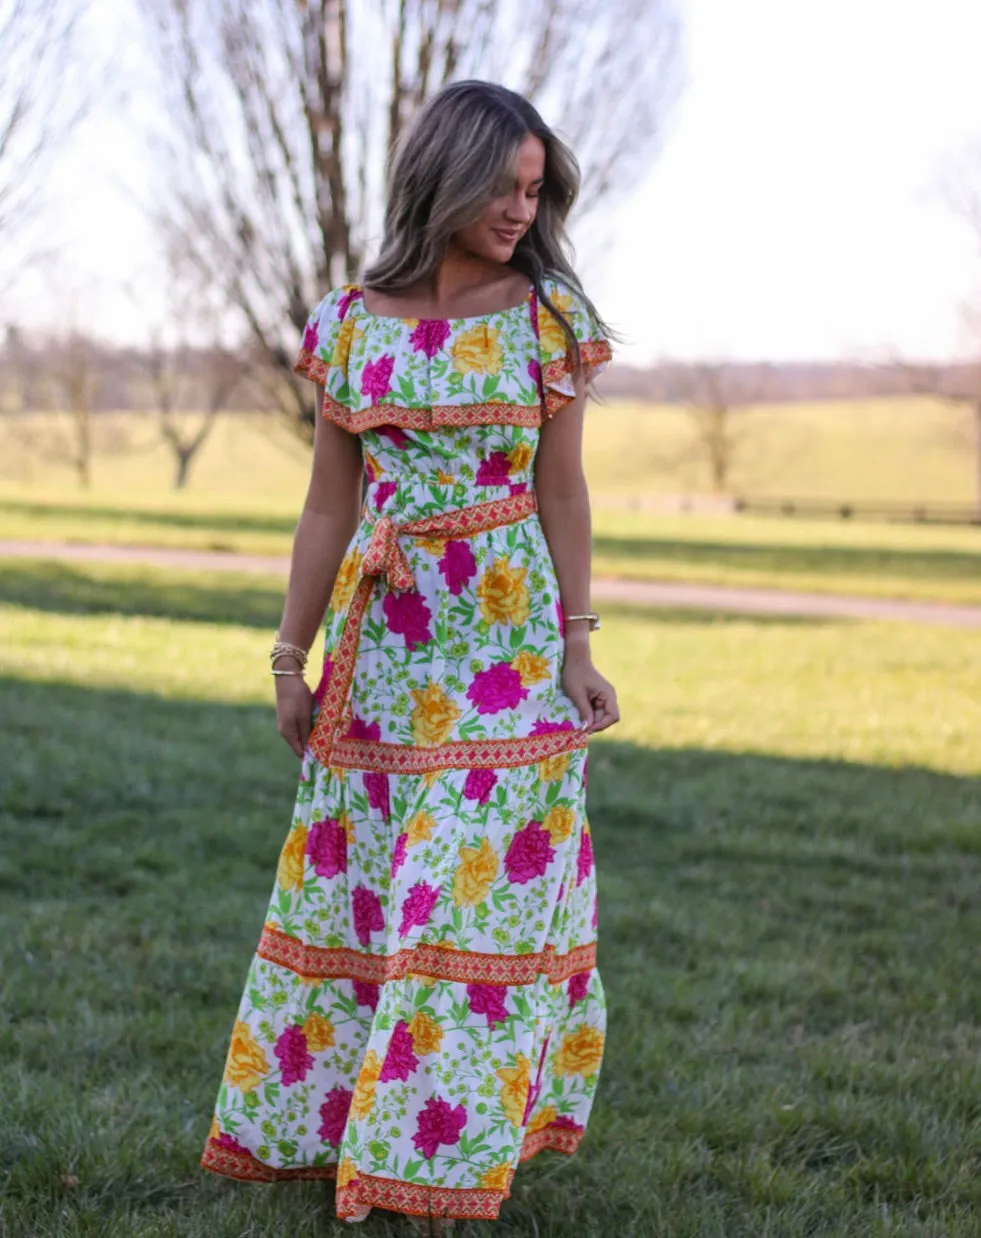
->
xmin=0 ymin=561 xmax=839 ymax=630
xmin=3 ymin=672 xmax=981 ymax=1235
xmin=0 ymin=497 xmax=297 ymax=538
xmin=594 ymin=532 xmax=981 ymax=586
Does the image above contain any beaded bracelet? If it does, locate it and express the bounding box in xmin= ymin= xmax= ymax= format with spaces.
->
xmin=270 ymin=634 xmax=309 ymax=669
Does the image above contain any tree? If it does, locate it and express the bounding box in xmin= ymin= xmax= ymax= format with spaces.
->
xmin=143 ymin=336 xmax=245 ymax=489
xmin=660 ymin=361 xmax=778 ymax=495
xmin=0 ymin=0 xmax=85 ymax=265
xmin=139 ymin=0 xmax=683 ymax=440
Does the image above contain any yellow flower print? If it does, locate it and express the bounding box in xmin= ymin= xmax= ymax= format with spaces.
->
xmin=511 ymin=651 xmax=550 ymax=687
xmin=276 ymin=823 xmax=307 ymax=892
xmin=329 ymin=548 xmax=363 ymax=612
xmin=337 ymin=1157 xmax=359 ymax=1190
xmin=350 ymin=1049 xmax=382 ymax=1120
xmin=330 ymin=317 xmax=363 ymax=369
xmin=208 ymin=1113 xmax=221 ymax=1142
xmin=329 ymin=765 xmax=347 ymax=783
xmin=406 ymin=810 xmax=436 ymax=845
xmin=222 ymin=1020 xmax=270 ymax=1094
xmin=421 ymin=769 xmax=445 ymax=789
xmin=554 ymin=1026 xmax=605 ymax=1078
xmin=451 ymin=324 xmax=503 ymax=375
xmin=363 ymin=450 xmax=383 ymax=480
xmin=507 ymin=442 xmax=534 ymax=474
xmin=436 ymin=470 xmax=455 ymax=484
xmin=477 ymin=557 xmax=529 ymax=627
xmin=537 ymin=292 xmax=574 ymax=355
xmin=479 ymin=1162 xmax=513 ymax=1191
xmin=337 ymin=810 xmax=355 ymax=844
xmin=527 ymin=1103 xmax=558 ymax=1135
xmin=496 ymin=1052 xmax=531 ymax=1126
xmin=452 ymin=836 xmax=499 ymax=908
xmin=302 ymin=1012 xmax=335 ymax=1052
xmin=543 ymin=804 xmax=576 ymax=843
xmin=411 ymin=682 xmax=462 ymax=747
xmin=538 ymin=753 xmax=570 ymax=782
xmin=408 ymin=1011 xmax=444 ymax=1055
xmin=414 ymin=536 xmax=446 ymax=556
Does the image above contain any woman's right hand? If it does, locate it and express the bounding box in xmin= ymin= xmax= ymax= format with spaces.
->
xmin=275 ymin=672 xmax=315 ymax=758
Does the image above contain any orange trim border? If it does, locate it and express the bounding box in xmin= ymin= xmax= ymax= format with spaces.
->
xmin=327 ymin=727 xmax=588 ymax=774
xmin=201 ymin=1118 xmax=584 ymax=1219
xmin=543 ymin=340 xmax=613 ymax=419
xmin=256 ymin=923 xmax=597 ymax=986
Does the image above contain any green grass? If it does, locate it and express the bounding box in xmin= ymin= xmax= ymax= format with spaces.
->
xmin=2 ymin=559 xmax=981 ymax=1236
xmin=2 ymin=398 xmax=980 ymax=607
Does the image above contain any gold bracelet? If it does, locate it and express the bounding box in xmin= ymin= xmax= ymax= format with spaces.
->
xmin=565 ymin=612 xmax=601 ymax=632
xmin=270 ymin=635 xmax=308 ymax=669
xmin=271 ymin=668 xmax=306 ymax=677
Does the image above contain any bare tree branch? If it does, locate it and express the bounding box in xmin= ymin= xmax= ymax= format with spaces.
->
xmin=138 ymin=0 xmax=684 ymax=441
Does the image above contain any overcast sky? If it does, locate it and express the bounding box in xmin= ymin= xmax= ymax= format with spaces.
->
xmin=6 ymin=0 xmax=981 ymax=364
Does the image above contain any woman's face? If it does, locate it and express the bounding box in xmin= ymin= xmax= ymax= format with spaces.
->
xmin=452 ymin=133 xmax=546 ymax=265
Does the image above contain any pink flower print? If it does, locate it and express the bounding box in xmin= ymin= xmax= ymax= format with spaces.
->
xmin=352 ymin=885 xmax=385 ymax=946
xmin=410 ymin=318 xmax=451 ymax=358
xmin=466 ymin=983 xmax=509 ymax=1028
xmin=379 ymin=1019 xmax=419 ymax=1083
xmin=373 ymin=480 xmax=397 ymax=511
xmin=275 ymin=1024 xmax=314 ymax=1086
xmin=313 ymin=654 xmax=334 ymax=706
xmin=530 ymin=719 xmax=576 ymax=736
xmin=391 ymin=831 xmax=408 ymax=879
xmin=214 ymin=1131 xmax=250 ymax=1154
xmin=378 ymin=424 xmax=411 ymax=450
xmin=551 ymin=1115 xmax=584 ymax=1133
xmin=577 ymin=828 xmax=594 ymax=887
xmin=353 ymin=980 xmax=380 ymax=1012
xmin=463 ymin=768 xmax=497 ymax=805
xmin=302 ymin=321 xmax=318 ymax=352
xmin=382 ymin=590 xmax=432 ymax=650
xmin=347 ymin=717 xmax=381 ymax=741
xmin=363 ymin=771 xmax=391 ymax=822
xmin=523 ymin=1036 xmax=550 ymax=1124
xmin=306 ymin=817 xmax=348 ymax=879
xmin=528 ymin=357 xmax=542 ymax=390
xmin=556 ymin=599 xmax=565 ymax=638
xmin=475 ymin=451 xmax=512 ymax=486
xmin=466 ymin=662 xmax=529 ymax=715
xmin=438 ymin=540 xmax=476 ymax=596
xmin=509 ymin=482 xmax=528 ymax=496
xmin=337 ymin=287 xmax=362 ymax=319
xmin=504 ymin=820 xmax=555 ymax=885
xmin=398 ymin=880 xmax=441 ymax=937
xmin=568 ymin=971 xmax=590 ymax=1009
xmin=361 ymin=354 xmax=395 ymax=404
xmin=412 ymin=1096 xmax=467 ymax=1160
xmin=318 ymin=1086 xmax=353 ymax=1146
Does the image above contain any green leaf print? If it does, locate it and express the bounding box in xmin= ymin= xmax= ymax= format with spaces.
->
xmin=402 ymin=1158 xmax=423 ymax=1181
xmin=481 ymin=375 xmax=501 ymax=397
xmin=369 ymin=1140 xmax=391 ymax=1160
xmin=277 ymin=1139 xmax=297 ymax=1159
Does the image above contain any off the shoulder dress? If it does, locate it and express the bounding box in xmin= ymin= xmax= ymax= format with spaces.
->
xmin=202 ymin=275 xmax=613 ymax=1222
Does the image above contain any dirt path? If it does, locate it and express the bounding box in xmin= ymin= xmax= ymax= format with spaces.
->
xmin=2 ymin=538 xmax=981 ymax=628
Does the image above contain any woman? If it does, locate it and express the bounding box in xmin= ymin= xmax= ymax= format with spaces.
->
xmin=202 ymin=79 xmax=620 ymax=1227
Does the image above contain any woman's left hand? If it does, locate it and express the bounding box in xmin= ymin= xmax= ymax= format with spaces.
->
xmin=562 ymin=658 xmax=621 ymax=734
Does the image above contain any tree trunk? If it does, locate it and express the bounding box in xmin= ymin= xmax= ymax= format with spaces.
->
xmin=174 ymin=449 xmax=193 ymax=490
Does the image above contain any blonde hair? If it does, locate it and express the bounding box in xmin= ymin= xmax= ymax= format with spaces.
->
xmin=364 ymin=80 xmax=611 ymax=363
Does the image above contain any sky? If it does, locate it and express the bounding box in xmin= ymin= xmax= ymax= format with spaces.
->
xmin=6 ymin=0 xmax=981 ymax=365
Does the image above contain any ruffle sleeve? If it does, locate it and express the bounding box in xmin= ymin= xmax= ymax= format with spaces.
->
xmin=292 ymin=284 xmax=364 ymax=394
xmin=536 ymin=277 xmax=613 ymax=420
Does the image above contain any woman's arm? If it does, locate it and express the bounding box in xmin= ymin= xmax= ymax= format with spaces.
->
xmin=274 ymin=388 xmax=364 ymax=755
xmin=535 ymin=381 xmax=620 ymax=734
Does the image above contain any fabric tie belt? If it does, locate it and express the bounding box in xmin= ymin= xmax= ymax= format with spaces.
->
xmin=308 ymin=488 xmax=538 ymax=767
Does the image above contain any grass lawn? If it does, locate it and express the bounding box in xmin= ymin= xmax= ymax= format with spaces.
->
xmin=2 ymin=559 xmax=980 ymax=1236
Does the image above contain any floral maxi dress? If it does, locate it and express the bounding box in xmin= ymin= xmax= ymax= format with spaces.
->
xmin=202 ymin=277 xmax=613 ymax=1222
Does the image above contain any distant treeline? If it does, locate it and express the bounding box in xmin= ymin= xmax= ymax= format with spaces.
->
xmin=3 ymin=325 xmax=980 ymax=412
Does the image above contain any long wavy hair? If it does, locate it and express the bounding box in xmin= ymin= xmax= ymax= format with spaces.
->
xmin=363 ymin=80 xmax=612 ymax=366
